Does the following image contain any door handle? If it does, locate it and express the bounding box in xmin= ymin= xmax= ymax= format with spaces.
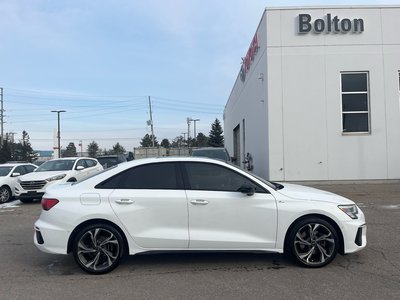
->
xmin=115 ymin=199 xmax=135 ymax=204
xmin=190 ymin=199 xmax=209 ymax=205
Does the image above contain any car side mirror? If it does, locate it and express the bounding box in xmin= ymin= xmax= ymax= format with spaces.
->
xmin=238 ymin=184 xmax=255 ymax=196
xmin=11 ymin=172 xmax=21 ymax=177
xmin=231 ymin=157 xmax=237 ymax=162
xmin=76 ymin=166 xmax=85 ymax=171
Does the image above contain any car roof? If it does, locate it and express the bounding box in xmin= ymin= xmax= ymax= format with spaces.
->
xmin=0 ymin=163 xmax=36 ymax=167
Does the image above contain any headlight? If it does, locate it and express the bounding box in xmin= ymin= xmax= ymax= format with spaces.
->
xmin=338 ymin=204 xmax=359 ymax=219
xmin=46 ymin=174 xmax=66 ymax=182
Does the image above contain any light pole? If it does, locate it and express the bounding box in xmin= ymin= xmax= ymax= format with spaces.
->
xmin=51 ymin=110 xmax=66 ymax=158
xmin=192 ymin=119 xmax=200 ymax=143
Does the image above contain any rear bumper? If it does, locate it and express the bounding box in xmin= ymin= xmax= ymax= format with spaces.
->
xmin=34 ymin=219 xmax=69 ymax=255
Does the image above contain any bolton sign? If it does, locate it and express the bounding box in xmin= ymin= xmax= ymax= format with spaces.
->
xmin=298 ymin=14 xmax=365 ymax=34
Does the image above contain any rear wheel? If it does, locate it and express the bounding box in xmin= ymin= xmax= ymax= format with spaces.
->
xmin=287 ymin=217 xmax=339 ymax=268
xmin=72 ymin=223 xmax=124 ymax=274
xmin=0 ymin=186 xmax=11 ymax=204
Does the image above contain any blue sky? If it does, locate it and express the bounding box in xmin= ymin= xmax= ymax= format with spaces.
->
xmin=1 ymin=0 xmax=399 ymax=151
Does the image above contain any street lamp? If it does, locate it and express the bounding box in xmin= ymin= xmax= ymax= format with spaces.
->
xmin=51 ymin=110 xmax=66 ymax=158
xmin=192 ymin=119 xmax=200 ymax=142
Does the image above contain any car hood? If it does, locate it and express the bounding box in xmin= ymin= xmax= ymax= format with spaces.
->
xmin=18 ymin=171 xmax=71 ymax=181
xmin=276 ymin=183 xmax=354 ymax=205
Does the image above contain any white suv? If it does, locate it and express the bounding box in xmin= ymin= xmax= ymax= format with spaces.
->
xmin=15 ymin=157 xmax=103 ymax=203
xmin=0 ymin=163 xmax=37 ymax=204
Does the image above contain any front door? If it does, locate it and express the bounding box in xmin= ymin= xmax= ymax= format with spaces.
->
xmin=183 ymin=162 xmax=277 ymax=249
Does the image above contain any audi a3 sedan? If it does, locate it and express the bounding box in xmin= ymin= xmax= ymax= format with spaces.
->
xmin=34 ymin=157 xmax=366 ymax=274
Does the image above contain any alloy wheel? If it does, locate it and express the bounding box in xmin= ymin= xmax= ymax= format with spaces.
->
xmin=74 ymin=226 xmax=123 ymax=274
xmin=292 ymin=221 xmax=337 ymax=267
xmin=0 ymin=187 xmax=11 ymax=204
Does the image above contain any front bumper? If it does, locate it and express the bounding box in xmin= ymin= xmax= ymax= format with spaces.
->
xmin=341 ymin=219 xmax=367 ymax=254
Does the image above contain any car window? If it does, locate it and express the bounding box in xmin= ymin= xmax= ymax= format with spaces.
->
xmin=0 ymin=167 xmax=13 ymax=176
xmin=85 ymin=159 xmax=96 ymax=168
xmin=76 ymin=159 xmax=88 ymax=169
xmin=96 ymin=162 xmax=182 ymax=189
xmin=14 ymin=166 xmax=27 ymax=175
xmin=184 ymin=162 xmax=266 ymax=193
xmin=25 ymin=165 xmax=36 ymax=173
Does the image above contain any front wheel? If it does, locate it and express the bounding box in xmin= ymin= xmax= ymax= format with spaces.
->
xmin=72 ymin=223 xmax=124 ymax=274
xmin=287 ymin=217 xmax=339 ymax=268
xmin=0 ymin=186 xmax=11 ymax=204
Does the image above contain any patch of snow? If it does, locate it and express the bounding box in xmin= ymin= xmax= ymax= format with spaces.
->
xmin=0 ymin=199 xmax=21 ymax=209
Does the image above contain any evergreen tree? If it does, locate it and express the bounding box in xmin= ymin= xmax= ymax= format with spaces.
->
xmin=112 ymin=142 xmax=126 ymax=155
xmin=87 ymin=141 xmax=99 ymax=158
xmin=140 ymin=134 xmax=159 ymax=147
xmin=63 ymin=142 xmax=77 ymax=157
xmin=0 ymin=139 xmax=12 ymax=163
xmin=160 ymin=138 xmax=170 ymax=148
xmin=14 ymin=131 xmax=37 ymax=162
xmin=196 ymin=132 xmax=209 ymax=147
xmin=208 ymin=118 xmax=224 ymax=147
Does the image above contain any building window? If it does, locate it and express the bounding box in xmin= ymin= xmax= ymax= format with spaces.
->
xmin=341 ymin=72 xmax=370 ymax=133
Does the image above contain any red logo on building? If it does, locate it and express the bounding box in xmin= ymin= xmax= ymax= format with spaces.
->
xmin=240 ymin=34 xmax=260 ymax=82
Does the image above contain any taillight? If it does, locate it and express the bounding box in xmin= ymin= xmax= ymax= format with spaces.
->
xmin=41 ymin=198 xmax=59 ymax=211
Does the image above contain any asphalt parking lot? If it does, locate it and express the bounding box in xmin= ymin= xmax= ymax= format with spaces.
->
xmin=0 ymin=181 xmax=399 ymax=299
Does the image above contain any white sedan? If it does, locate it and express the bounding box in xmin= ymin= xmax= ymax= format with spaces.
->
xmin=34 ymin=157 xmax=366 ymax=274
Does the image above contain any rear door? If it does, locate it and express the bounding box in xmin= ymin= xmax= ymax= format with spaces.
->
xmin=103 ymin=162 xmax=189 ymax=249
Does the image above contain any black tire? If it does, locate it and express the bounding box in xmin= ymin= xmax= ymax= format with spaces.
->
xmin=0 ymin=186 xmax=11 ymax=204
xmin=287 ymin=217 xmax=339 ymax=268
xmin=73 ymin=223 xmax=124 ymax=274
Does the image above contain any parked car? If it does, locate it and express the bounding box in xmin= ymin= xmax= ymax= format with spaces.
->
xmin=34 ymin=157 xmax=366 ymax=274
xmin=191 ymin=147 xmax=232 ymax=162
xmin=15 ymin=157 xmax=103 ymax=203
xmin=0 ymin=163 xmax=37 ymax=204
xmin=96 ymin=155 xmax=127 ymax=169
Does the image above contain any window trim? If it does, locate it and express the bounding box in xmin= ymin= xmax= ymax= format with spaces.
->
xmin=340 ymin=71 xmax=371 ymax=135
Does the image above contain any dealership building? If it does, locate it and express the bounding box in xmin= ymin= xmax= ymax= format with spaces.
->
xmin=224 ymin=5 xmax=400 ymax=181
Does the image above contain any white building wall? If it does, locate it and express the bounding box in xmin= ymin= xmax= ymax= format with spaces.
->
xmin=225 ymin=6 xmax=400 ymax=181
xmin=224 ymin=12 xmax=269 ymax=179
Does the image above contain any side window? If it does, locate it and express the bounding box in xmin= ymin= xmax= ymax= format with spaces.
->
xmin=85 ymin=159 xmax=96 ymax=168
xmin=25 ymin=165 xmax=36 ymax=173
xmin=97 ymin=162 xmax=181 ymax=189
xmin=76 ymin=159 xmax=88 ymax=169
xmin=184 ymin=162 xmax=266 ymax=193
xmin=14 ymin=166 xmax=27 ymax=175
xmin=341 ymin=72 xmax=370 ymax=133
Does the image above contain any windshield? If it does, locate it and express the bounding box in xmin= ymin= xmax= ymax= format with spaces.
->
xmin=36 ymin=159 xmax=76 ymax=172
xmin=0 ymin=167 xmax=13 ymax=176
xmin=97 ymin=157 xmax=119 ymax=168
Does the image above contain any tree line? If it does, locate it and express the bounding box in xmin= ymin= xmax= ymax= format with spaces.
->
xmin=0 ymin=119 xmax=224 ymax=162
xmin=86 ymin=118 xmax=225 ymax=157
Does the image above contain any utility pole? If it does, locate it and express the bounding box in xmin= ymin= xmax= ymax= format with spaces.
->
xmin=51 ymin=110 xmax=66 ymax=158
xmin=148 ymin=96 xmax=155 ymax=147
xmin=0 ymin=87 xmax=4 ymax=146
